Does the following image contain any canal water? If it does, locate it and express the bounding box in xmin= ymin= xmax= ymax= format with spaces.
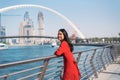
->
xmin=0 ymin=45 xmax=98 ymax=80
xmin=0 ymin=45 xmax=96 ymax=64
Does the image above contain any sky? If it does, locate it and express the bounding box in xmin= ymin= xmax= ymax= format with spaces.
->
xmin=0 ymin=0 xmax=120 ymax=38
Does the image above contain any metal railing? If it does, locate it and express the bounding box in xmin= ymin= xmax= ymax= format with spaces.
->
xmin=0 ymin=45 xmax=116 ymax=80
xmin=76 ymin=45 xmax=113 ymax=80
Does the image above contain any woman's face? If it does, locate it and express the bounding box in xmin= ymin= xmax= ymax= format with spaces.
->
xmin=58 ymin=31 xmax=64 ymax=41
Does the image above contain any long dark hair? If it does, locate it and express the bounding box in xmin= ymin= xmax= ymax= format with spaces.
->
xmin=58 ymin=29 xmax=74 ymax=52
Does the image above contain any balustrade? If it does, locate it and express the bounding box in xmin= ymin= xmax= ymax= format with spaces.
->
xmin=0 ymin=45 xmax=117 ymax=80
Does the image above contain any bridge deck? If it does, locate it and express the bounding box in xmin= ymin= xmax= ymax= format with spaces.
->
xmin=93 ymin=57 xmax=120 ymax=80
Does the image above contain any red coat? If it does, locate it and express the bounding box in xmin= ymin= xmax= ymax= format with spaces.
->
xmin=55 ymin=41 xmax=81 ymax=80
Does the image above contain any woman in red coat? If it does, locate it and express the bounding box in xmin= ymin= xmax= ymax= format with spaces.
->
xmin=54 ymin=29 xmax=81 ymax=80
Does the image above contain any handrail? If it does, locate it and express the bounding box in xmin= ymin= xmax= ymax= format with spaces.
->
xmin=0 ymin=44 xmax=117 ymax=80
xmin=0 ymin=55 xmax=58 ymax=69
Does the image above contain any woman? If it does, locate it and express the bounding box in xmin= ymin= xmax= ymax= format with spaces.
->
xmin=54 ymin=29 xmax=81 ymax=80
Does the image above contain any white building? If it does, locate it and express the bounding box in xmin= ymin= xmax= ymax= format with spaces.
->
xmin=37 ymin=11 xmax=45 ymax=44
xmin=19 ymin=12 xmax=34 ymax=45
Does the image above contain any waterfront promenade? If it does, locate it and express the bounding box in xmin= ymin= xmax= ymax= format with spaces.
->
xmin=91 ymin=44 xmax=120 ymax=80
xmin=92 ymin=58 xmax=120 ymax=80
xmin=0 ymin=43 xmax=120 ymax=80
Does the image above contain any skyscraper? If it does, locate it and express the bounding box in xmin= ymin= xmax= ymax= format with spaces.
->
xmin=0 ymin=13 xmax=6 ymax=43
xmin=19 ymin=12 xmax=34 ymax=45
xmin=38 ymin=11 xmax=44 ymax=43
xmin=24 ymin=11 xmax=29 ymax=24
xmin=0 ymin=26 xmax=6 ymax=42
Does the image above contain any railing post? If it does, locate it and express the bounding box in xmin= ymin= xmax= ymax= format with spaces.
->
xmin=76 ymin=52 xmax=82 ymax=64
xmin=59 ymin=67 xmax=63 ymax=80
xmin=90 ymin=49 xmax=98 ymax=78
xmin=83 ymin=54 xmax=89 ymax=79
xmin=38 ymin=59 xmax=49 ymax=80
xmin=109 ymin=46 xmax=114 ymax=62
xmin=96 ymin=53 xmax=101 ymax=72
xmin=4 ymin=74 xmax=8 ymax=80
xmin=103 ymin=49 xmax=109 ymax=65
xmin=106 ymin=48 xmax=112 ymax=64
xmin=100 ymin=48 xmax=106 ymax=70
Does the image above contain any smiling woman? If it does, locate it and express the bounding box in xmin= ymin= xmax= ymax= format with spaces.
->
xmin=54 ymin=29 xmax=81 ymax=80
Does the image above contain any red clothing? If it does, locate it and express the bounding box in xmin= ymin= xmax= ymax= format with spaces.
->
xmin=55 ymin=41 xmax=81 ymax=80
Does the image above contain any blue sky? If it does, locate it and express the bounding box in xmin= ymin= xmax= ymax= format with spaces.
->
xmin=0 ymin=0 xmax=120 ymax=38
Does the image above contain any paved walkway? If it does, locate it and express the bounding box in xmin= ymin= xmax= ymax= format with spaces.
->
xmin=93 ymin=58 xmax=120 ymax=80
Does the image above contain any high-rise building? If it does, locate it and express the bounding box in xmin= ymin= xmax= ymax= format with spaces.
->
xmin=0 ymin=26 xmax=6 ymax=42
xmin=0 ymin=14 xmax=6 ymax=43
xmin=19 ymin=12 xmax=34 ymax=45
xmin=19 ymin=11 xmax=45 ymax=45
xmin=24 ymin=11 xmax=30 ymax=24
xmin=38 ymin=11 xmax=44 ymax=43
